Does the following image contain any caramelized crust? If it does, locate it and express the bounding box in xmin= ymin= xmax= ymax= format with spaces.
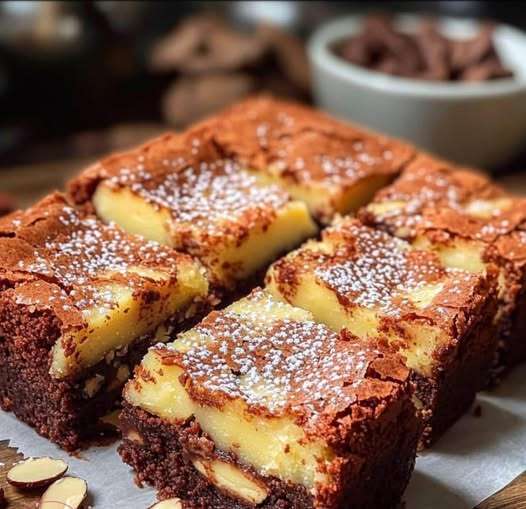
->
xmin=268 ymin=217 xmax=494 ymax=333
xmin=201 ymin=96 xmax=413 ymax=183
xmin=361 ymin=154 xmax=526 ymax=371
xmin=68 ymin=132 xmax=200 ymax=205
xmin=364 ymin=154 xmax=526 ymax=264
xmin=265 ymin=218 xmax=499 ymax=444
xmin=0 ymin=193 xmax=198 ymax=313
xmin=0 ymin=194 xmax=209 ymax=449
xmin=123 ymin=289 xmax=418 ymax=508
xmin=191 ymin=96 xmax=415 ymax=221
xmin=69 ymin=131 xmax=291 ymax=235
xmin=68 ymin=130 xmax=316 ymax=289
xmin=0 ymin=193 xmax=208 ymax=379
xmin=150 ymin=290 xmax=410 ymax=431
xmin=360 ymin=153 xmax=519 ymax=241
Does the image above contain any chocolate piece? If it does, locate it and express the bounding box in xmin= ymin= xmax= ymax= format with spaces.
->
xmin=335 ymin=14 xmax=513 ymax=82
xmin=150 ymin=15 xmax=266 ymax=74
xmin=449 ymin=23 xmax=495 ymax=73
xmin=415 ymin=19 xmax=450 ymax=81
xmin=257 ymin=23 xmax=311 ymax=94
xmin=460 ymin=56 xmax=514 ymax=81
xmin=162 ymin=74 xmax=255 ymax=127
xmin=0 ymin=488 xmax=5 ymax=509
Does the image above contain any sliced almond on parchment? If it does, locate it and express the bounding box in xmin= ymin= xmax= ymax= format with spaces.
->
xmin=7 ymin=457 xmax=68 ymax=490
xmin=149 ymin=498 xmax=183 ymax=509
xmin=39 ymin=476 xmax=88 ymax=509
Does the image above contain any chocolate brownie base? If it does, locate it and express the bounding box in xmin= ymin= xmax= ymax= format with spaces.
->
xmin=0 ymin=296 xmax=208 ymax=452
xmin=119 ymin=404 xmax=419 ymax=509
xmin=500 ymin=285 xmax=526 ymax=371
xmin=415 ymin=291 xmax=498 ymax=446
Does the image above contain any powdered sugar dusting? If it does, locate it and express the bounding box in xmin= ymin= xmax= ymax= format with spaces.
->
xmin=171 ymin=289 xmax=375 ymax=420
xmin=315 ymin=222 xmax=446 ymax=315
xmin=108 ymin=158 xmax=289 ymax=235
xmin=368 ymin=163 xmax=526 ymax=247
xmin=14 ymin=204 xmax=181 ymax=310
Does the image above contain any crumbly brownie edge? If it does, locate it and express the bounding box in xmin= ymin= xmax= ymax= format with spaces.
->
xmin=118 ymin=402 xmax=419 ymax=509
xmin=494 ymin=285 xmax=526 ymax=378
xmin=415 ymin=289 xmax=499 ymax=447
xmin=0 ymin=295 xmax=209 ymax=452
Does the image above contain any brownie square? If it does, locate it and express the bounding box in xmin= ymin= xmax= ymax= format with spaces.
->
xmin=119 ymin=289 xmax=419 ymax=508
xmin=361 ymin=154 xmax=526 ymax=376
xmin=192 ymin=96 xmax=415 ymax=222
xmin=266 ymin=217 xmax=499 ymax=445
xmin=0 ymin=193 xmax=208 ymax=450
xmin=68 ymin=130 xmax=317 ymax=292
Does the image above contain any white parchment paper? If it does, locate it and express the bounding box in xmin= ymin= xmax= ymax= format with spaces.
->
xmin=1 ymin=364 xmax=525 ymax=508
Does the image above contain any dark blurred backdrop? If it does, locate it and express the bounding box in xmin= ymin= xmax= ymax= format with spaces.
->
xmin=1 ymin=1 xmax=525 ymax=168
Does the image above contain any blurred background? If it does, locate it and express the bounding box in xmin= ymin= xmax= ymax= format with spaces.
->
xmin=0 ymin=1 xmax=525 ymax=211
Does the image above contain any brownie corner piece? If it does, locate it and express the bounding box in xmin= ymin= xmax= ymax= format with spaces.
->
xmin=0 ymin=193 xmax=209 ymax=450
xmin=119 ymin=288 xmax=419 ymax=508
xmin=361 ymin=154 xmax=526 ymax=376
xmin=265 ymin=216 xmax=499 ymax=446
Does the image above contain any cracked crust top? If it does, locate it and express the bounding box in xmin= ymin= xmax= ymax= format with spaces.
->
xmin=68 ymin=129 xmax=294 ymax=240
xmin=142 ymin=288 xmax=411 ymax=440
xmin=267 ymin=217 xmax=496 ymax=335
xmin=361 ymin=154 xmax=526 ymax=265
xmin=368 ymin=153 xmax=500 ymax=209
xmin=0 ymin=193 xmax=198 ymax=321
xmin=195 ymin=96 xmax=414 ymax=187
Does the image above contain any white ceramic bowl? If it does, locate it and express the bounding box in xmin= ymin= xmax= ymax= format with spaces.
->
xmin=309 ymin=15 xmax=526 ymax=168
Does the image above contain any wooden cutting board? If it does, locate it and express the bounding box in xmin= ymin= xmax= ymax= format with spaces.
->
xmin=1 ymin=441 xmax=40 ymax=508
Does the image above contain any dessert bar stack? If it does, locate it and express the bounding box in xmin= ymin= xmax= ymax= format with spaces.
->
xmin=1 ymin=96 xmax=525 ymax=508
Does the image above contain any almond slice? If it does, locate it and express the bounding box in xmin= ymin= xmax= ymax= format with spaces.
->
xmin=192 ymin=457 xmax=268 ymax=504
xmin=149 ymin=498 xmax=183 ymax=508
xmin=39 ymin=476 xmax=88 ymax=509
xmin=7 ymin=457 xmax=68 ymax=490
xmin=99 ymin=409 xmax=121 ymax=428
